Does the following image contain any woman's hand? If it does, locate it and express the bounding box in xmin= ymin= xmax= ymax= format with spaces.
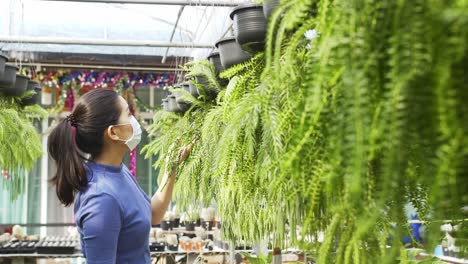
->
xmin=176 ymin=136 xmax=199 ymax=165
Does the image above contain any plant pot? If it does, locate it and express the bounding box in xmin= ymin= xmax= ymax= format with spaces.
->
xmin=192 ymin=77 xmax=219 ymax=99
xmin=263 ymin=0 xmax=280 ymax=19
xmin=201 ymin=220 xmax=213 ymax=231
xmin=215 ymin=37 xmax=252 ymax=69
xmin=195 ymin=218 xmax=201 ymax=227
xmin=0 ymin=64 xmax=18 ymax=89
xmin=207 ymin=51 xmax=224 ymax=74
xmin=161 ymin=220 xmax=173 ymax=231
xmin=0 ymin=54 xmax=8 ymax=77
xmin=230 ymin=4 xmax=267 ymax=53
xmin=2 ymin=74 xmax=29 ymax=97
xmin=162 ymin=98 xmax=170 ymax=111
xmin=150 ymin=242 xmax=166 ymax=252
xmin=185 ymin=222 xmax=195 ymax=232
xmin=175 ymin=91 xmax=191 ymax=105
xmin=186 ymin=82 xmax=200 ymax=97
xmin=168 ymin=95 xmax=182 ymax=113
xmin=180 ymin=83 xmax=191 ymax=93
xmin=173 ymin=218 xmax=180 ymax=228
xmin=168 ymin=244 xmax=178 ymax=251
xmin=22 ymin=81 xmax=42 ymax=106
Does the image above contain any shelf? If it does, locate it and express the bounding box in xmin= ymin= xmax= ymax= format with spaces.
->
xmin=419 ymin=253 xmax=468 ymax=264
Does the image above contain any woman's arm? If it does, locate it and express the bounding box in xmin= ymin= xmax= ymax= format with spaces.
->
xmin=151 ymin=146 xmax=191 ymax=225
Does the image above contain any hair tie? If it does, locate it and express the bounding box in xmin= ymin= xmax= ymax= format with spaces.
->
xmin=65 ymin=114 xmax=77 ymax=127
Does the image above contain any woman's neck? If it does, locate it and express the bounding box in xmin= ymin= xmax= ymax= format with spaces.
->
xmin=93 ymin=146 xmax=126 ymax=167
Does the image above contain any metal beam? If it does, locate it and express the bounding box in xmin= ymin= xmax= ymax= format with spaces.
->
xmin=0 ymin=36 xmax=213 ymax=48
xmin=162 ymin=6 xmax=185 ymax=63
xmin=20 ymin=62 xmax=182 ymax=72
xmin=34 ymin=0 xmax=245 ymax=6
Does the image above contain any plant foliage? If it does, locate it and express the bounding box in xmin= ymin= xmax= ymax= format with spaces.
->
xmin=0 ymin=91 xmax=47 ymax=200
xmin=143 ymin=0 xmax=468 ymax=262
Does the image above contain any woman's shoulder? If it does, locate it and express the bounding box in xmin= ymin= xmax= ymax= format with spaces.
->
xmin=75 ymin=167 xmax=125 ymax=212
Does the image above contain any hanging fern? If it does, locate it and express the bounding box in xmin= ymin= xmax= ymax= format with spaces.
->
xmin=144 ymin=0 xmax=468 ymax=261
xmin=0 ymin=91 xmax=48 ymax=201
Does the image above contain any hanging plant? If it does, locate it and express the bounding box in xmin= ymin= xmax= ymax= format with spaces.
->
xmin=0 ymin=92 xmax=48 ymax=201
xmin=144 ymin=0 xmax=468 ymax=261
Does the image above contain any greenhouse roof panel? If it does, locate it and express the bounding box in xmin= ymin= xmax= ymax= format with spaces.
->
xmin=0 ymin=0 xmax=249 ymax=59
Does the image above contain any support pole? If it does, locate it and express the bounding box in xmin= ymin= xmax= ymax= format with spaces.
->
xmin=0 ymin=36 xmax=213 ymax=48
xmin=33 ymin=0 xmax=244 ymax=7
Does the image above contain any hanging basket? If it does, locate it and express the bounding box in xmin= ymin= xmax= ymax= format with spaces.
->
xmin=168 ymin=95 xmax=186 ymax=113
xmin=185 ymin=82 xmax=200 ymax=97
xmin=215 ymin=37 xmax=252 ymax=70
xmin=0 ymin=54 xmax=8 ymax=77
xmin=230 ymin=4 xmax=267 ymax=53
xmin=2 ymin=74 xmax=29 ymax=97
xmin=0 ymin=64 xmax=18 ymax=90
xmin=207 ymin=51 xmax=224 ymax=74
xmin=162 ymin=98 xmax=170 ymax=112
xmin=263 ymin=0 xmax=280 ymax=20
xmin=22 ymin=81 xmax=42 ymax=106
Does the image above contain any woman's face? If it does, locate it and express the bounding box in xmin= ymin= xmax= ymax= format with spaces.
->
xmin=112 ymin=96 xmax=133 ymax=141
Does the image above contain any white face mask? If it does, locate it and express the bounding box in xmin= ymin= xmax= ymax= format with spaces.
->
xmin=109 ymin=116 xmax=142 ymax=151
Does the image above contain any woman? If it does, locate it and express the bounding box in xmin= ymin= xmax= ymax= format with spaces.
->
xmin=48 ymin=89 xmax=189 ymax=263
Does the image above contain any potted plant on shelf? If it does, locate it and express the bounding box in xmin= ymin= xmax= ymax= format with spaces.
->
xmin=183 ymin=209 xmax=200 ymax=232
xmin=166 ymin=234 xmax=179 ymax=251
xmin=200 ymin=208 xmax=215 ymax=231
xmin=215 ymin=37 xmax=252 ymax=70
xmin=230 ymin=3 xmax=268 ymax=53
xmin=160 ymin=212 xmax=174 ymax=231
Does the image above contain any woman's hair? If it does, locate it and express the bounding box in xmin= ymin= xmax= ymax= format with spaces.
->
xmin=48 ymin=89 xmax=122 ymax=206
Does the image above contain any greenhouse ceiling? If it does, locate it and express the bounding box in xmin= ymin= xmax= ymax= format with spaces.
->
xmin=0 ymin=0 xmax=250 ymax=65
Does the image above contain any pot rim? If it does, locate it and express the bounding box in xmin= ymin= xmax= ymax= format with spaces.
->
xmin=0 ymin=54 xmax=8 ymax=61
xmin=16 ymin=74 xmax=30 ymax=81
xmin=5 ymin=63 xmax=19 ymax=70
xmin=207 ymin=51 xmax=220 ymax=59
xmin=215 ymin=36 xmax=236 ymax=48
xmin=229 ymin=3 xmax=263 ymax=19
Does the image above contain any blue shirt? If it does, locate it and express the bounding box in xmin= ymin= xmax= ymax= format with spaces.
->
xmin=74 ymin=162 xmax=151 ymax=264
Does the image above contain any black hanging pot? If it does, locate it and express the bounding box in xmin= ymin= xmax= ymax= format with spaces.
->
xmin=207 ymin=51 xmax=224 ymax=74
xmin=0 ymin=54 xmax=8 ymax=77
xmin=263 ymin=0 xmax=280 ymax=19
xmin=215 ymin=37 xmax=252 ymax=70
xmin=0 ymin=64 xmax=18 ymax=89
xmin=2 ymin=74 xmax=29 ymax=97
xmin=22 ymin=81 xmax=42 ymax=105
xmin=230 ymin=4 xmax=267 ymax=53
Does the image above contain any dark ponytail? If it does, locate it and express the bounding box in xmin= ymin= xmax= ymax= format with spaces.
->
xmin=48 ymin=89 xmax=122 ymax=206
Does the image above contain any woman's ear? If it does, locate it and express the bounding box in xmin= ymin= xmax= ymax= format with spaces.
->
xmin=106 ymin=126 xmax=121 ymax=141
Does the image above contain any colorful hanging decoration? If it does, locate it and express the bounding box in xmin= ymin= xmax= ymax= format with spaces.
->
xmin=32 ymin=69 xmax=171 ymax=179
xmin=34 ymin=70 xmax=175 ymax=114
